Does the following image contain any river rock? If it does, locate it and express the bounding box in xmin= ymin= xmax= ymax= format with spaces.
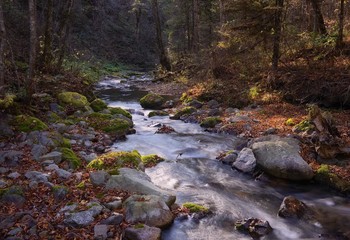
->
xmin=25 ymin=171 xmax=50 ymax=183
xmin=94 ymin=224 xmax=108 ymax=240
xmin=8 ymin=172 xmax=21 ymax=179
xmin=278 ymin=196 xmax=308 ymax=219
xmin=221 ymin=152 xmax=238 ymax=165
xmin=39 ymin=151 xmax=62 ymax=164
xmin=207 ymin=100 xmax=220 ymax=109
xmin=105 ymin=168 xmax=176 ymax=206
xmin=64 ymin=211 xmax=95 ymax=228
xmin=235 ymin=218 xmax=272 ymax=238
xmin=251 ymin=136 xmax=314 ymax=181
xmin=124 ymin=195 xmax=174 ymax=228
xmin=0 ymin=150 xmax=23 ymax=167
xmin=233 ymin=148 xmax=256 ymax=173
xmin=90 ymin=171 xmax=110 ymax=186
xmin=124 ymin=225 xmax=161 ymax=240
xmin=104 ymin=200 xmax=122 ymax=210
xmin=31 ymin=144 xmax=49 ymax=161
xmin=100 ymin=214 xmax=123 ymax=225
xmin=188 ymin=100 xmax=203 ymax=109
xmin=56 ymin=168 xmax=72 ymax=179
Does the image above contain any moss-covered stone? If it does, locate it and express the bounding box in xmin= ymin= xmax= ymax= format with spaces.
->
xmin=11 ymin=115 xmax=48 ymax=132
xmin=87 ymin=150 xmax=141 ymax=171
xmin=50 ymin=132 xmax=71 ymax=148
xmin=182 ymin=202 xmax=209 ymax=213
xmin=141 ymin=154 xmax=164 ymax=167
xmin=47 ymin=112 xmax=62 ymax=123
xmin=171 ymin=107 xmax=196 ymax=120
xmin=140 ymin=93 xmax=165 ymax=109
xmin=180 ymin=93 xmax=193 ymax=103
xmin=0 ymin=186 xmax=24 ymax=198
xmin=90 ymin=98 xmax=108 ymax=112
xmin=61 ymin=147 xmax=81 ymax=169
xmin=0 ymin=94 xmax=16 ymax=110
xmin=57 ymin=92 xmax=89 ymax=109
xmin=109 ymin=107 xmax=132 ymax=119
xmin=200 ymin=117 xmax=222 ymax=128
xmin=285 ymin=118 xmax=295 ymax=126
xmin=293 ymin=120 xmax=314 ymax=132
xmin=315 ymin=165 xmax=350 ymax=193
xmin=86 ymin=112 xmax=131 ymax=135
xmin=148 ymin=110 xmax=168 ymax=118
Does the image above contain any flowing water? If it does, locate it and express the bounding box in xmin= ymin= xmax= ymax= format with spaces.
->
xmin=95 ymin=75 xmax=350 ymax=240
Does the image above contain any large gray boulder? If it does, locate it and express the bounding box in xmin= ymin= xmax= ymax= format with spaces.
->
xmin=124 ymin=195 xmax=174 ymax=228
xmin=105 ymin=168 xmax=176 ymax=206
xmin=251 ymin=136 xmax=314 ymax=181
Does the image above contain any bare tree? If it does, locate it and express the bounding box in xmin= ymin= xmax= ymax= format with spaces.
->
xmin=309 ymin=0 xmax=327 ymax=35
xmin=41 ymin=0 xmax=54 ymax=71
xmin=336 ymin=0 xmax=345 ymax=48
xmin=0 ymin=0 xmax=6 ymax=92
xmin=272 ymin=0 xmax=284 ymax=70
xmin=151 ymin=0 xmax=171 ymax=70
xmin=28 ymin=0 xmax=37 ymax=94
xmin=57 ymin=0 xmax=74 ymax=70
xmin=192 ymin=0 xmax=200 ymax=52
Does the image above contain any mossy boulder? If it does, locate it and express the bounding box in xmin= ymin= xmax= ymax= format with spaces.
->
xmin=182 ymin=202 xmax=209 ymax=213
xmin=86 ymin=112 xmax=131 ymax=136
xmin=140 ymin=93 xmax=165 ymax=109
xmin=57 ymin=92 xmax=89 ymax=109
xmin=293 ymin=120 xmax=314 ymax=133
xmin=61 ymin=147 xmax=81 ymax=169
xmin=141 ymin=154 xmax=164 ymax=167
xmin=11 ymin=115 xmax=48 ymax=132
xmin=90 ymin=98 xmax=108 ymax=112
xmin=171 ymin=107 xmax=196 ymax=120
xmin=200 ymin=117 xmax=222 ymax=128
xmin=87 ymin=150 xmax=142 ymax=173
xmin=148 ymin=110 xmax=168 ymax=118
xmin=50 ymin=132 xmax=71 ymax=148
xmin=315 ymin=165 xmax=350 ymax=193
xmin=109 ymin=107 xmax=132 ymax=119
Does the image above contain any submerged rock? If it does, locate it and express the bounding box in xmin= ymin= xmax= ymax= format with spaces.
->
xmin=278 ymin=196 xmax=308 ymax=219
xmin=105 ymin=168 xmax=176 ymax=206
xmin=124 ymin=224 xmax=161 ymax=240
xmin=235 ymin=218 xmax=272 ymax=238
xmin=124 ymin=195 xmax=174 ymax=228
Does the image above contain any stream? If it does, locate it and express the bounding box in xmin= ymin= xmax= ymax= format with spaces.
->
xmin=95 ymin=75 xmax=350 ymax=240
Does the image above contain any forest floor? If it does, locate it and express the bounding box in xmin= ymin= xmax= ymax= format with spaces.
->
xmin=143 ymin=78 xmax=350 ymax=189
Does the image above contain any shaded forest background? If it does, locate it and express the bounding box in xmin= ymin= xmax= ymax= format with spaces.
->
xmin=1 ymin=0 xmax=350 ymax=108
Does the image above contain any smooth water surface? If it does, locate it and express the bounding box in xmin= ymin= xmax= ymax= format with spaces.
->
xmin=95 ymin=76 xmax=350 ymax=240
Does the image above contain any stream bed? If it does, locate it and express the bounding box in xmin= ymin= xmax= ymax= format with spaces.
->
xmin=95 ymin=75 xmax=350 ymax=240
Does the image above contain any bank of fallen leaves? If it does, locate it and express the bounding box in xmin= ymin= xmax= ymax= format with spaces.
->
xmin=0 ymin=139 xmax=131 ymax=239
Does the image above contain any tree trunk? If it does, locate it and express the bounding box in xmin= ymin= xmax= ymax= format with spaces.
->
xmin=151 ymin=0 xmax=171 ymax=71
xmin=336 ymin=0 xmax=345 ymax=48
xmin=272 ymin=0 xmax=284 ymax=70
xmin=28 ymin=0 xmax=37 ymax=94
xmin=310 ymin=0 xmax=327 ymax=35
xmin=192 ymin=0 xmax=200 ymax=52
xmin=41 ymin=0 xmax=53 ymax=71
xmin=57 ymin=0 xmax=74 ymax=70
xmin=0 ymin=0 xmax=6 ymax=92
xmin=219 ymin=0 xmax=225 ymax=25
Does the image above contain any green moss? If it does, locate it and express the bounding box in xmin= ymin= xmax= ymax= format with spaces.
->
xmin=180 ymin=93 xmax=193 ymax=103
xmin=61 ymin=148 xmax=81 ymax=169
xmin=182 ymin=202 xmax=209 ymax=213
xmin=11 ymin=115 xmax=48 ymax=132
xmin=172 ymin=107 xmax=196 ymax=120
xmin=140 ymin=93 xmax=165 ymax=109
xmin=148 ymin=110 xmax=168 ymax=118
xmin=285 ymin=118 xmax=295 ymax=126
xmin=57 ymin=92 xmax=89 ymax=109
xmin=52 ymin=185 xmax=69 ymax=194
xmin=86 ymin=112 xmax=131 ymax=135
xmin=200 ymin=117 xmax=222 ymax=128
xmin=141 ymin=154 xmax=164 ymax=166
xmin=294 ymin=120 xmax=314 ymax=132
xmin=76 ymin=181 xmax=85 ymax=189
xmin=87 ymin=150 xmax=141 ymax=171
xmin=316 ymin=165 xmax=350 ymax=193
xmin=248 ymin=86 xmax=260 ymax=100
xmin=50 ymin=132 xmax=71 ymax=149
xmin=90 ymin=98 xmax=108 ymax=112
xmin=109 ymin=107 xmax=132 ymax=119
xmin=47 ymin=112 xmax=62 ymax=123
xmin=134 ymin=223 xmax=145 ymax=229
xmin=0 ymin=94 xmax=16 ymax=110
